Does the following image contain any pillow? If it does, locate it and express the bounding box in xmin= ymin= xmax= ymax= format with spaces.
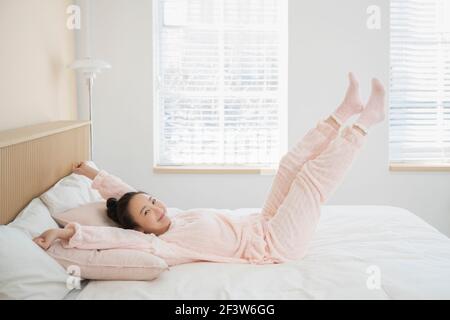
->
xmin=40 ymin=161 xmax=103 ymax=214
xmin=8 ymin=198 xmax=59 ymax=238
xmin=0 ymin=226 xmax=71 ymax=300
xmin=51 ymin=201 xmax=118 ymax=227
xmin=47 ymin=241 xmax=169 ymax=281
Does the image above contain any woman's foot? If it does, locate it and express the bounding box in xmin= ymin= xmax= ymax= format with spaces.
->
xmin=354 ymin=78 xmax=386 ymax=134
xmin=331 ymin=72 xmax=364 ymax=126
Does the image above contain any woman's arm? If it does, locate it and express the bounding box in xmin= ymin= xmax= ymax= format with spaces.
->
xmin=72 ymin=161 xmax=99 ymax=180
xmin=33 ymin=223 xmax=155 ymax=251
xmin=33 ymin=225 xmax=76 ymax=250
xmin=60 ymin=223 xmax=154 ymax=250
xmin=73 ymin=161 xmax=136 ymax=200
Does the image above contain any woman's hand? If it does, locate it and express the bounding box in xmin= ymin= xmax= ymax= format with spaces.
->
xmin=33 ymin=227 xmax=75 ymax=250
xmin=72 ymin=161 xmax=99 ymax=180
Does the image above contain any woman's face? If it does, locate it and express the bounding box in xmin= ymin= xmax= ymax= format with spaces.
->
xmin=127 ymin=193 xmax=171 ymax=235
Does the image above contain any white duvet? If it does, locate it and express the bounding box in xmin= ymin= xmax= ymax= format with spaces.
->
xmin=71 ymin=205 xmax=450 ymax=300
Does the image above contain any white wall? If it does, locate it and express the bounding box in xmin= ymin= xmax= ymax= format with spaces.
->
xmin=79 ymin=0 xmax=450 ymax=236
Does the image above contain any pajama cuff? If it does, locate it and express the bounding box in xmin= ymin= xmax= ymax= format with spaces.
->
xmin=329 ymin=114 xmax=343 ymax=127
xmin=353 ymin=122 xmax=369 ymax=135
xmin=318 ymin=119 xmax=340 ymax=137
xmin=62 ymin=222 xmax=83 ymax=249
xmin=342 ymin=126 xmax=366 ymax=148
xmin=91 ymin=170 xmax=110 ymax=191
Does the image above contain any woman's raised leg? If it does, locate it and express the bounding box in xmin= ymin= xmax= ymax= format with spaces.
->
xmin=264 ymin=78 xmax=385 ymax=261
xmin=261 ymin=73 xmax=363 ymax=220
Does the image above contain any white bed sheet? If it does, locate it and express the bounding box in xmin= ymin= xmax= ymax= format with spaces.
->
xmin=72 ymin=205 xmax=450 ymax=300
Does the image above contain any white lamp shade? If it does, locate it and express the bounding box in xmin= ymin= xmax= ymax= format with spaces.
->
xmin=69 ymin=58 xmax=111 ymax=79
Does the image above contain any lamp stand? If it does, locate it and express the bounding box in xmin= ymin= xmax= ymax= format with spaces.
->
xmin=87 ymin=77 xmax=94 ymax=160
xmin=68 ymin=58 xmax=111 ymax=161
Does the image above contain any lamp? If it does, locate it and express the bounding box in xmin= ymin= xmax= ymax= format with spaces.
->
xmin=69 ymin=57 xmax=111 ymax=159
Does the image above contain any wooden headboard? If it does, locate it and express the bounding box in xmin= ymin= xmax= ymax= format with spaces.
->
xmin=0 ymin=121 xmax=90 ymax=224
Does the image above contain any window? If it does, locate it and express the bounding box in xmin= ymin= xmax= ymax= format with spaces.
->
xmin=153 ymin=0 xmax=288 ymax=170
xmin=390 ymin=0 xmax=450 ymax=165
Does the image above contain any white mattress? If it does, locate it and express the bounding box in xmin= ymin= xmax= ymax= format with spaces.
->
xmin=71 ymin=205 xmax=450 ymax=300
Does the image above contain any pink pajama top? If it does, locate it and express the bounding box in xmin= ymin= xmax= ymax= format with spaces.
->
xmin=62 ymin=171 xmax=281 ymax=267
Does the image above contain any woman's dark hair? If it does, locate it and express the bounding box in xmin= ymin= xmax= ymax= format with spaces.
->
xmin=106 ymin=191 xmax=146 ymax=229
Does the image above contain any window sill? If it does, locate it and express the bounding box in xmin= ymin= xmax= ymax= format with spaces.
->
xmin=389 ymin=163 xmax=450 ymax=172
xmin=153 ymin=165 xmax=277 ymax=175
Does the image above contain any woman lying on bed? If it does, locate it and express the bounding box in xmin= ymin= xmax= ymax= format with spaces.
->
xmin=33 ymin=73 xmax=385 ymax=267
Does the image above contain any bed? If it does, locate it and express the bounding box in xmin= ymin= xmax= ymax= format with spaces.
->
xmin=1 ymin=121 xmax=450 ymax=300
xmin=70 ymin=205 xmax=450 ymax=300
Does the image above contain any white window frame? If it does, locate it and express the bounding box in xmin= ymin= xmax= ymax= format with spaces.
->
xmin=152 ymin=0 xmax=288 ymax=174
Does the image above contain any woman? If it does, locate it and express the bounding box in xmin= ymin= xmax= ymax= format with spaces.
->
xmin=33 ymin=73 xmax=385 ymax=266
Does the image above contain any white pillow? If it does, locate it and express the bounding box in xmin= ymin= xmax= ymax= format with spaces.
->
xmin=8 ymin=198 xmax=59 ymax=238
xmin=0 ymin=226 xmax=71 ymax=300
xmin=40 ymin=161 xmax=103 ymax=214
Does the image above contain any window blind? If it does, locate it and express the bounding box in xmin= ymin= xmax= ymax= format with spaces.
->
xmin=154 ymin=0 xmax=287 ymax=167
xmin=390 ymin=0 xmax=450 ymax=163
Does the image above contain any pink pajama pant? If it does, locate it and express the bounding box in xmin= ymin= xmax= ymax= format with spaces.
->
xmin=258 ymin=121 xmax=366 ymax=262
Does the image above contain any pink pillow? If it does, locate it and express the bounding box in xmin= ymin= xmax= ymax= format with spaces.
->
xmin=52 ymin=201 xmax=118 ymax=227
xmin=47 ymin=241 xmax=169 ymax=281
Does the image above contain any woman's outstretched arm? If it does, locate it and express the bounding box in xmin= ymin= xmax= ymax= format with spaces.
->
xmin=33 ymin=225 xmax=76 ymax=250
xmin=72 ymin=161 xmax=100 ymax=180
xmin=33 ymin=223 xmax=155 ymax=251
xmin=73 ymin=161 xmax=136 ymax=200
